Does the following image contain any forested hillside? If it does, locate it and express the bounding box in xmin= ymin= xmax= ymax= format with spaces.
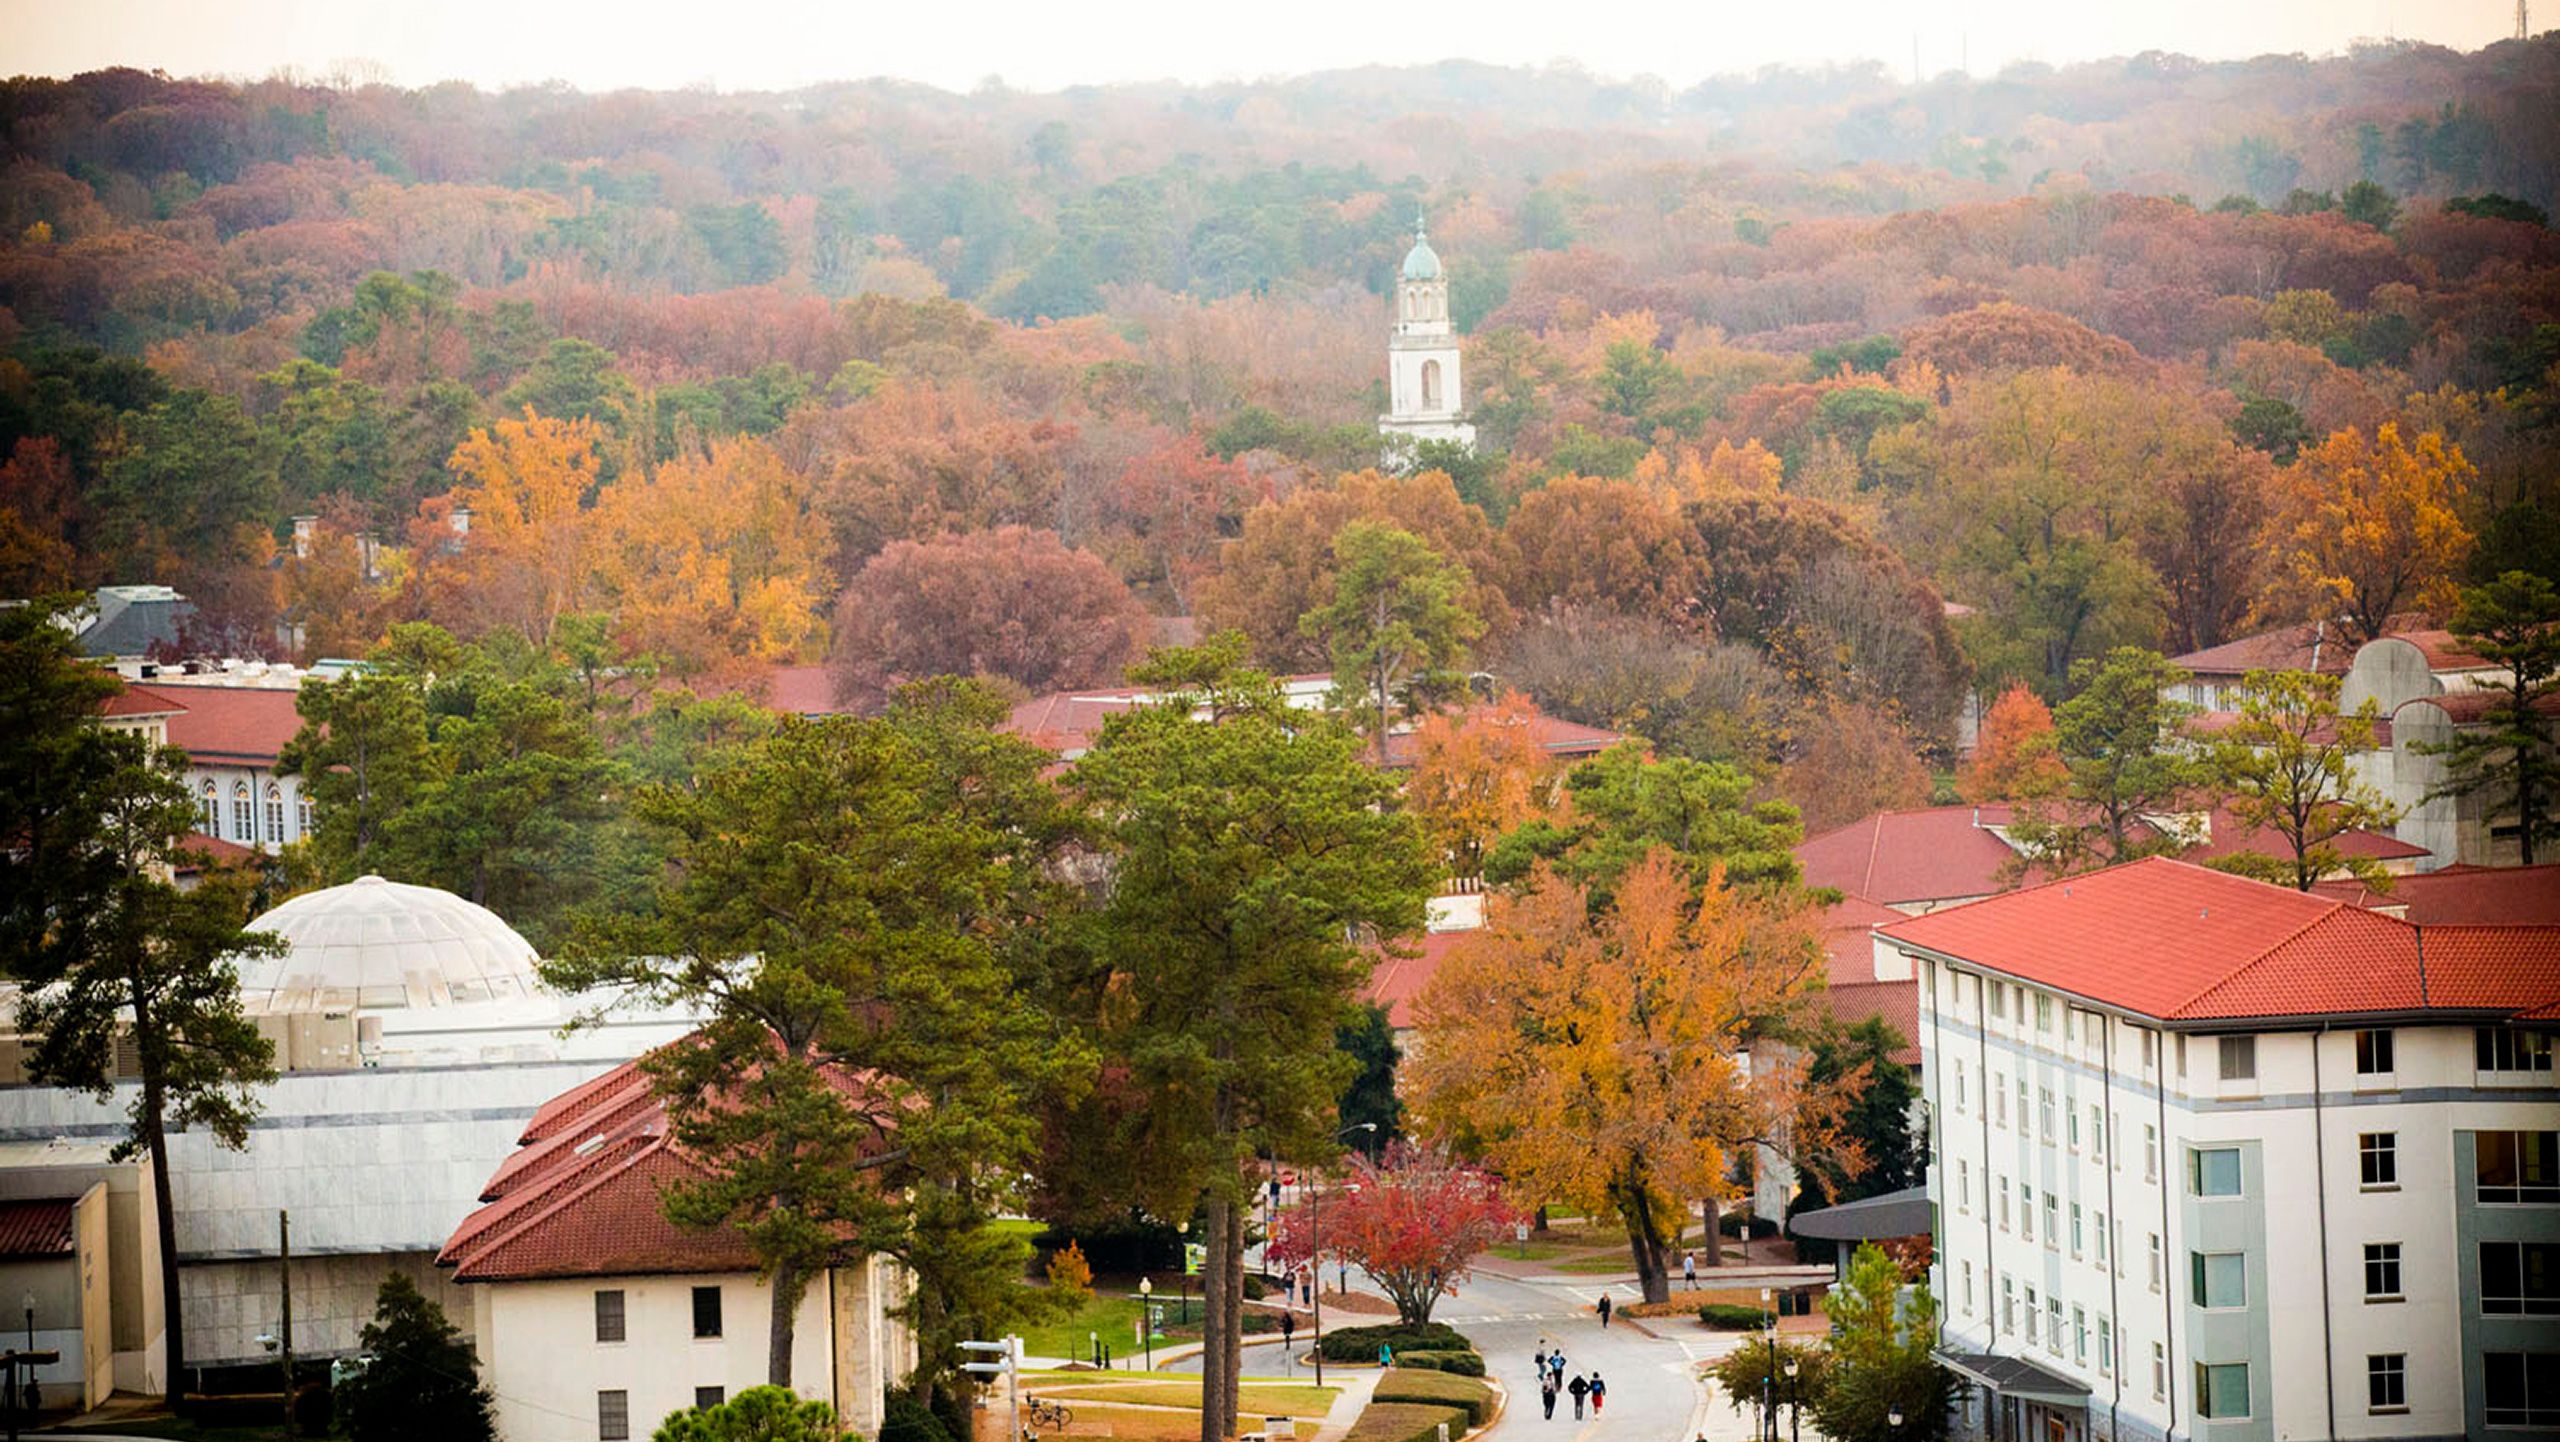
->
xmin=4 ymin=37 xmax=2556 ymax=833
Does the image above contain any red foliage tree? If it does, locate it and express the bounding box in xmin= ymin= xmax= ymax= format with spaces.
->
xmin=828 ymin=525 xmax=1149 ymax=707
xmin=1265 ymin=1142 xmax=1519 ymax=1325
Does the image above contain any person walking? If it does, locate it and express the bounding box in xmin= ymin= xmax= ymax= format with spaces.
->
xmin=1590 ymin=1370 xmax=1607 ymax=1414
xmin=1379 ymin=1342 xmax=1394 ymax=1368
xmin=1683 ymin=1250 xmax=1697 ymax=1289
xmin=1534 ymin=1345 xmax=1549 ymax=1377
xmin=1549 ymin=1350 xmax=1567 ymax=1385
xmin=1597 ymin=1292 xmax=1612 ymax=1328
xmin=1568 ymin=1373 xmax=1590 ymax=1420
xmin=1540 ymin=1375 xmax=1559 ymax=1421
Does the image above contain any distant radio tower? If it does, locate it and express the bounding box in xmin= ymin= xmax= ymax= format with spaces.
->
xmin=2523 ymin=0 xmax=2532 ymax=40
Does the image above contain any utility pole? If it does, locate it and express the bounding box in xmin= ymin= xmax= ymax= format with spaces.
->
xmin=2521 ymin=0 xmax=2531 ymax=41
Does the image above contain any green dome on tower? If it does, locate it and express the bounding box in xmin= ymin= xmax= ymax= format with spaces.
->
xmin=1400 ymin=216 xmax=1442 ymax=281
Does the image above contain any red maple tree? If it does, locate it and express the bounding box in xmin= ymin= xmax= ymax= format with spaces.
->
xmin=1265 ymin=1142 xmax=1518 ymax=1324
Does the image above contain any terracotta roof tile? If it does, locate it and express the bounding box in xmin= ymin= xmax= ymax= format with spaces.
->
xmin=2314 ymin=864 xmax=2560 ymax=924
xmin=1365 ymin=930 xmax=1466 ymax=1030
xmin=1878 ymin=857 xmax=2560 ymax=1023
xmin=1793 ymin=806 xmax=2025 ymax=908
xmin=99 ymin=684 xmax=188 ymax=719
xmin=0 ymin=1198 xmax=77 ymax=1259
xmin=152 ymin=685 xmax=303 ymax=767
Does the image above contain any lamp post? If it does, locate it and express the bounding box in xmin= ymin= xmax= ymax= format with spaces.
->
xmin=18 ymin=1294 xmax=32 ymax=1417
xmin=1138 ymin=1277 xmax=1153 ymax=1371
xmin=1784 ymin=1358 xmax=1799 ymax=1442
xmin=1309 ymin=1121 xmax=1377 ymax=1388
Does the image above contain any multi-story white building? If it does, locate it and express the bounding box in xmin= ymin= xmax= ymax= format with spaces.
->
xmin=1879 ymin=857 xmax=2559 ymax=1442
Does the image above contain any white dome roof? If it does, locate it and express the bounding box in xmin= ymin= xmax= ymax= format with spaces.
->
xmin=237 ymin=876 xmax=543 ymax=1012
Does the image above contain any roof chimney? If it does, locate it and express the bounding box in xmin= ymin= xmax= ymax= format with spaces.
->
xmin=290 ymin=514 xmax=318 ymax=560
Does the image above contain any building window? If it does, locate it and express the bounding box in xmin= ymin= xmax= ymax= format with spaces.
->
xmin=2098 ymin=1317 xmax=2113 ymax=1376
xmin=2001 ymin=1276 xmax=2015 ymax=1333
xmin=1993 ymin=1073 xmax=2007 ymax=1126
xmin=2016 ymin=1076 xmax=2028 ymax=1124
xmin=1961 ymin=1261 xmax=1973 ymax=1313
xmin=1990 ymin=982 xmax=2006 ymax=1019
xmin=2096 ymin=1211 xmax=2109 ymax=1265
xmin=2145 ymin=1124 xmax=2159 ymax=1182
xmin=2367 ymin=1354 xmax=2406 ymax=1413
xmin=2192 ymin=1251 xmax=2247 ymax=1309
xmin=200 ymin=780 xmax=218 ymax=834
xmin=1420 ymin=358 xmax=1443 ymax=410
xmin=695 ymin=1387 xmax=726 ymax=1410
xmin=2218 ymin=1035 xmax=2256 ymax=1081
xmin=2479 ymin=1131 xmax=2560 ymax=1204
xmin=2194 ymin=1362 xmax=2250 ymax=1419
xmin=2084 ymin=1012 xmax=2103 ymax=1050
xmin=2176 ymin=1033 xmax=2188 ymax=1077
xmin=2151 ymin=1344 xmax=2167 ymax=1400
xmin=2090 ymin=1105 xmax=2104 ymax=1159
xmin=2485 ymin=1353 xmax=2560 ymax=1427
xmin=2483 ymin=1242 xmax=2560 ymax=1315
xmin=2355 ymin=1029 xmax=2394 ymax=1075
xmin=1957 ymin=1158 xmax=1969 ymax=1212
xmin=2189 ymin=1146 xmax=2242 ymax=1197
xmin=2140 ymin=1028 xmax=2156 ymax=1070
xmin=2073 ymin=1306 xmax=2087 ymax=1366
xmin=232 ymin=781 xmax=253 ymax=841
xmin=2036 ymin=993 xmax=2054 ymax=1032
xmin=2021 ymin=1183 xmax=2034 ymax=1242
xmin=599 ymin=1391 xmax=630 ymax=1442
xmin=2048 ymin=1298 xmax=2064 ymax=1356
xmin=692 ymin=1285 xmax=723 ymax=1339
xmin=2364 ymin=1242 xmax=2402 ymax=1300
xmin=1954 ymin=1058 xmax=1967 ymax=1112
xmin=2359 ymin=1132 xmax=2397 ymax=1189
xmin=2067 ymin=1101 xmax=2080 ymax=1150
xmin=2042 ymin=1192 xmax=2058 ymax=1247
xmin=2480 ymin=1029 xmax=2556 ymax=1074
xmin=2025 ymin=1286 xmax=2039 ymax=1344
xmin=2070 ymin=1203 xmax=2084 ymax=1255
xmin=297 ymin=792 xmax=313 ymax=836
xmin=2149 ymin=1233 xmax=2164 ymax=1290
xmin=264 ymin=783 xmax=285 ymax=842
xmin=2039 ymin=1088 xmax=2055 ymax=1141
xmin=594 ymin=1289 xmax=625 ymax=1343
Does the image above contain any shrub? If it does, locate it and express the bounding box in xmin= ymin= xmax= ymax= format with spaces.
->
xmin=1394 ymin=1350 xmax=1487 ymax=1377
xmin=878 ymin=1392 xmax=953 ymax=1442
xmin=653 ymin=1386 xmax=850 ymax=1441
xmin=1344 ymin=1401 xmax=1470 ymax=1442
xmin=1242 ymin=1272 xmax=1271 ymax=1301
xmin=336 ymin=1272 xmax=496 ymax=1442
xmin=1699 ymin=1303 xmax=1772 ymax=1330
xmin=1317 ymin=1321 xmax=1472 ymax=1362
xmin=1717 ymin=1212 xmax=1781 ymax=1239
xmin=1374 ymin=1369 xmax=1497 ymax=1425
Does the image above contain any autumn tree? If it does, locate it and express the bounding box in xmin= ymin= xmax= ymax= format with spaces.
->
xmin=549 ymin=687 xmax=1079 ymax=1391
xmin=590 ymin=436 xmax=835 ymax=676
xmin=1778 ymin=700 xmax=1933 ymax=835
xmin=1808 ymin=1244 xmax=1954 ymax=1442
xmin=1490 ymin=605 xmax=1794 ymax=770
xmin=1405 ymin=693 xmax=1557 ymax=880
xmin=2139 ymin=424 xmax=2274 ymax=655
xmin=2420 ymin=571 xmax=2560 ymax=864
xmin=830 ymin=526 xmax=1149 ymax=706
xmin=1411 ymin=851 xmax=1843 ymax=1303
xmin=1196 ymin=470 xmax=1507 ymax=671
xmin=1956 ymin=684 xmax=2066 ymax=802
xmin=1498 ymin=475 xmax=1702 ymax=628
xmin=794 ymin=377 xmax=1068 ymax=577
xmin=2260 ymin=424 xmax=2476 ymax=644
xmin=1072 ymin=648 xmax=1434 ymax=1442
xmin=2204 ymin=670 xmax=2401 ymax=889
xmin=1484 ymin=741 xmax=1806 ymax=896
xmin=1304 ymin=522 xmax=1482 ymax=761
xmin=433 ymin=408 xmax=606 ymax=646
xmin=2006 ymin=648 xmax=2208 ymax=873
xmin=1265 ymin=1142 xmax=1518 ymax=1324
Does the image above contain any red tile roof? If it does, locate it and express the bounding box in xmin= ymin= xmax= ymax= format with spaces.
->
xmin=0 ymin=1198 xmax=77 ymax=1258
xmin=2315 ymin=864 xmax=2560 ymax=924
xmin=1795 ymin=806 xmax=2025 ymax=908
xmin=2403 ymin=689 xmax=2560 ymax=726
xmin=175 ymin=831 xmax=256 ymax=871
xmin=441 ymin=1048 xmax=883 ymax=1283
xmin=148 ymin=684 xmax=302 ymax=767
xmin=1878 ymin=856 xmax=2560 ymax=1023
xmin=99 ymin=684 xmax=188 ymax=719
xmin=757 ymin=664 xmax=857 ymax=718
xmin=1364 ymin=929 xmax=1467 ymax=1030
xmin=1374 ymin=710 xmax=1622 ymax=769
xmin=2168 ymin=616 xmax=2468 ymax=678
xmin=1819 ymin=895 xmax=1920 ymax=1063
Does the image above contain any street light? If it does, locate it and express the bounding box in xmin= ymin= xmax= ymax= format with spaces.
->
xmin=1759 ymin=1289 xmax=1776 ymax=1442
xmin=1784 ymin=1359 xmax=1799 ymax=1442
xmin=1138 ymin=1277 xmax=1154 ymax=1371
xmin=1310 ymin=1122 xmax=1377 ymax=1388
xmin=1888 ymin=1408 xmax=1905 ymax=1434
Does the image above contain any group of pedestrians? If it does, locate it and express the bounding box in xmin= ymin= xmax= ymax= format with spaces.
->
xmin=1531 ymin=1341 xmax=1605 ymax=1422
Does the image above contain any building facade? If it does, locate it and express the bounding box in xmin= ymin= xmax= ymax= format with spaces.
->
xmin=1378 ymin=218 xmax=1475 ymax=450
xmin=1884 ymin=859 xmax=2559 ymax=1441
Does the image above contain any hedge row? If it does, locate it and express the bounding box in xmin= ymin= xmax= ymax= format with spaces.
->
xmin=1343 ymin=1401 xmax=1470 ymax=1442
xmin=1317 ymin=1321 xmax=1472 ymax=1362
xmin=1374 ymin=1369 xmax=1498 ymax=1426
xmin=1699 ymin=1303 xmax=1774 ymax=1329
xmin=1393 ymin=1350 xmax=1486 ymax=1377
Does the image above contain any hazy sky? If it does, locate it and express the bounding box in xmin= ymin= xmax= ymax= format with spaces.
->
xmin=0 ymin=0 xmax=2529 ymax=94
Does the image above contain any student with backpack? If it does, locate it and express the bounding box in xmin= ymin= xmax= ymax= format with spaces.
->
xmin=1568 ymin=1373 xmax=1591 ymax=1420
xmin=1540 ymin=1374 xmax=1559 ymax=1420
xmin=1589 ymin=1371 xmax=1607 ymax=1414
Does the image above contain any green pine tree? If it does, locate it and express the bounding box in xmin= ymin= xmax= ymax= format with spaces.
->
xmin=337 ymin=1272 xmax=496 ymax=1442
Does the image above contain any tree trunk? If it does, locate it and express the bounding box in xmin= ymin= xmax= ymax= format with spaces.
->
xmin=1622 ymin=1182 xmax=1670 ymax=1305
xmin=144 ymin=1085 xmax=184 ymax=1409
xmin=766 ymin=1256 xmax=799 ymax=1388
xmin=1703 ymin=1195 xmax=1724 ymax=1267
xmin=1198 ymin=1197 xmax=1231 ymax=1442
xmin=1220 ymin=1213 xmax=1245 ymax=1439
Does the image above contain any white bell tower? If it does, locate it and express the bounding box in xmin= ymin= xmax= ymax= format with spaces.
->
xmin=1378 ymin=215 xmax=1475 ymax=450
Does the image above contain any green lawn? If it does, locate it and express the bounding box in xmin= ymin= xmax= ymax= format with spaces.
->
xmin=1554 ymin=1253 xmax=1641 ymax=1274
xmin=1018 ymin=1288 xmax=1148 ymax=1360
xmin=1036 ymin=1381 xmax=1338 ymax=1415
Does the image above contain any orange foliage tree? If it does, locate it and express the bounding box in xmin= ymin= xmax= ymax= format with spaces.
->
xmin=432 ymin=408 xmax=605 ymax=646
xmin=2259 ymin=423 xmax=2477 ymax=644
xmin=1778 ymin=700 xmax=1932 ymax=834
xmin=828 ymin=525 xmax=1149 ymax=706
xmin=1410 ymin=851 xmax=1849 ymax=1304
xmin=590 ymin=436 xmax=835 ymax=675
xmin=1497 ymin=475 xmax=1703 ymax=630
xmin=1404 ymin=693 xmax=1559 ymax=881
xmin=1957 ymin=684 xmax=2067 ymax=803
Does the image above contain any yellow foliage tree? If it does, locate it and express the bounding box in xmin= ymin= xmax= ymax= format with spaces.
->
xmin=440 ymin=408 xmax=605 ymax=646
xmin=2261 ymin=423 xmax=2476 ymax=644
xmin=1409 ymin=850 xmax=1850 ymax=1302
xmin=1405 ymin=693 xmax=1558 ymax=881
xmin=591 ymin=436 xmax=835 ymax=675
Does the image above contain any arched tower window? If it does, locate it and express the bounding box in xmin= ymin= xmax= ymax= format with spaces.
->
xmin=232 ymin=781 xmax=254 ymax=842
xmin=1421 ymin=359 xmax=1443 ymax=411
xmin=265 ymin=784 xmax=286 ymax=843
xmin=200 ymin=780 xmax=219 ymax=835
